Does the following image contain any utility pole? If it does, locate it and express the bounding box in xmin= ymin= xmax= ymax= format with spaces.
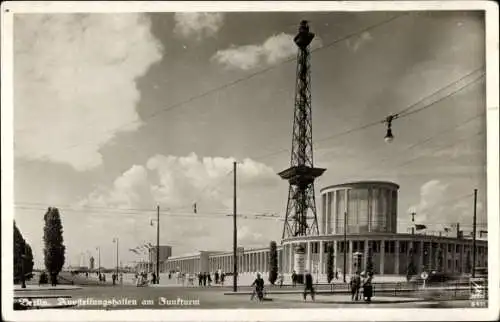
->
xmin=472 ymin=189 xmax=477 ymax=278
xmin=411 ymin=212 xmax=416 ymax=235
xmin=343 ymin=211 xmax=347 ymax=283
xmin=233 ymin=161 xmax=238 ymax=292
xmin=157 ymin=204 xmax=160 ymax=284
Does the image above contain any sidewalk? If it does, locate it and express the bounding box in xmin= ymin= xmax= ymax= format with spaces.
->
xmin=224 ymin=285 xmax=471 ymax=296
xmin=14 ymin=285 xmax=82 ymax=291
xmin=271 ymin=294 xmax=426 ymax=304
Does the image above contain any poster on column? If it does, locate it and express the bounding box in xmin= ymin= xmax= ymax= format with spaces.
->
xmin=294 ymin=251 xmax=305 ymax=275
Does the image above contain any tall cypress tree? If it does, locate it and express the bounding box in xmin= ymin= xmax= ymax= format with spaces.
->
xmin=268 ymin=241 xmax=278 ymax=285
xmin=43 ymin=207 xmax=66 ymax=278
xmin=327 ymin=243 xmax=334 ymax=283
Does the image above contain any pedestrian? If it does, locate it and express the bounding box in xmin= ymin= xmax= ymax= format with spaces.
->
xmin=152 ymin=271 xmax=157 ymax=285
xmin=203 ymin=272 xmax=207 ymax=287
xmin=221 ymin=272 xmax=225 ymax=286
xmin=303 ymin=270 xmax=315 ymax=302
xmin=362 ymin=271 xmax=374 ymax=302
xmin=112 ymin=273 xmax=116 ymax=285
xmin=198 ymin=272 xmax=203 ymax=286
xmin=50 ymin=272 xmax=57 ymax=287
xmin=278 ymin=272 xmax=284 ymax=288
xmin=349 ymin=271 xmax=361 ymax=301
xmin=335 ymin=270 xmax=339 ymax=280
xmin=207 ymin=272 xmax=212 ymax=286
xmin=215 ymin=270 xmax=219 ymax=284
xmin=291 ymin=270 xmax=297 ymax=287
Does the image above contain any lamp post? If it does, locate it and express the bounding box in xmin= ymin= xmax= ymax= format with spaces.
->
xmin=343 ymin=211 xmax=347 ymax=283
xmin=113 ymin=238 xmax=119 ymax=276
xmin=20 ymin=243 xmax=27 ymax=289
xmin=150 ymin=205 xmax=162 ymax=284
xmin=96 ymin=247 xmax=101 ymax=276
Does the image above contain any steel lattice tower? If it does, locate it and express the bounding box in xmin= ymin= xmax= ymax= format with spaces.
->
xmin=279 ymin=21 xmax=326 ymax=240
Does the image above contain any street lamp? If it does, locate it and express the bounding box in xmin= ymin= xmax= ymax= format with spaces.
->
xmin=95 ymin=247 xmax=101 ymax=276
xmin=384 ymin=115 xmax=395 ymax=143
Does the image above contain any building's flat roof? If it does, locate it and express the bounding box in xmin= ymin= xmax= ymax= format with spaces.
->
xmin=320 ymin=181 xmax=400 ymax=192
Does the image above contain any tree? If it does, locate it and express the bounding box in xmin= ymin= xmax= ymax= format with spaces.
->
xmin=326 ymin=243 xmax=334 ymax=283
xmin=268 ymin=241 xmax=278 ymax=285
xmin=43 ymin=207 xmax=66 ymax=281
xmin=14 ymin=221 xmax=34 ymax=287
xmin=24 ymin=244 xmax=34 ymax=280
xmin=366 ymin=245 xmax=374 ymax=274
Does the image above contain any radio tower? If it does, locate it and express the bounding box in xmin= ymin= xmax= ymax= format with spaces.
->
xmin=279 ymin=20 xmax=326 ymax=239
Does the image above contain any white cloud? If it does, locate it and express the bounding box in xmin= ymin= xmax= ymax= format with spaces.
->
xmin=346 ymin=31 xmax=373 ymax=52
xmin=14 ymin=14 xmax=163 ymax=171
xmin=238 ymin=225 xmax=264 ymax=247
xmin=173 ymin=13 xmax=224 ymax=39
xmin=212 ymin=33 xmax=323 ymax=71
xmin=76 ymin=153 xmax=282 ymax=264
xmin=408 ymin=179 xmax=486 ymax=233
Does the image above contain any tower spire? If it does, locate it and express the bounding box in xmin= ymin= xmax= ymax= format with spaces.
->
xmin=279 ymin=21 xmax=326 ymax=239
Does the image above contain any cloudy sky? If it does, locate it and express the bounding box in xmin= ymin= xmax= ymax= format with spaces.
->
xmin=12 ymin=10 xmax=487 ymax=269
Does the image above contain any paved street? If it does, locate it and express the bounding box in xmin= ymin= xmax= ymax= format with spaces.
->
xmin=14 ymin=284 xmax=480 ymax=310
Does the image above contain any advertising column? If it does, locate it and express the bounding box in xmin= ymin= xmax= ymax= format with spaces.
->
xmin=294 ymin=244 xmax=306 ymax=284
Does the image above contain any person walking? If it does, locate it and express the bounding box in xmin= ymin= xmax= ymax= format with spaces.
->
xmin=207 ymin=272 xmax=212 ymax=286
xmin=198 ymin=272 xmax=203 ymax=286
xmin=203 ymin=272 xmax=207 ymax=287
xmin=362 ymin=271 xmax=374 ymax=302
xmin=278 ymin=272 xmax=284 ymax=288
xmin=349 ymin=271 xmax=361 ymax=301
xmin=215 ymin=270 xmax=219 ymax=285
xmin=291 ymin=270 xmax=297 ymax=287
xmin=303 ymin=270 xmax=315 ymax=302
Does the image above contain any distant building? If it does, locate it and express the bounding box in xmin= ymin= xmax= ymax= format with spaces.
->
xmin=161 ymin=181 xmax=488 ymax=279
xmin=89 ymin=256 xmax=95 ymax=270
xmin=136 ymin=245 xmax=172 ymax=272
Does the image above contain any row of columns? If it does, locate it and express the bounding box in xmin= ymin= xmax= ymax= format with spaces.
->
xmin=282 ymin=239 xmax=485 ymax=275
xmin=208 ymin=251 xmax=275 ymax=274
xmin=164 ymin=258 xmax=200 ymax=273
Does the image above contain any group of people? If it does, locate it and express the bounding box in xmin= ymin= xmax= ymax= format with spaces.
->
xmin=349 ymin=271 xmax=374 ymax=302
xmin=135 ymin=271 xmax=156 ymax=286
xmin=251 ymin=270 xmax=317 ymax=302
xmin=111 ymin=272 xmax=124 ymax=285
xmin=197 ymin=270 xmax=226 ymax=287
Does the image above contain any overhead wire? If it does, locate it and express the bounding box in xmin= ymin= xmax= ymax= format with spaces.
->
xmin=16 ymin=13 xmax=408 ymax=165
xmin=348 ymin=112 xmax=485 ymax=177
xmin=251 ymin=67 xmax=485 ymax=163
